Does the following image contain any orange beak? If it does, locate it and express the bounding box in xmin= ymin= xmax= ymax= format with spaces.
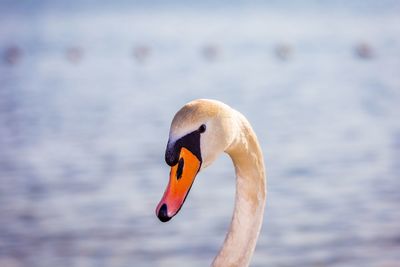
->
xmin=156 ymin=147 xmax=201 ymax=222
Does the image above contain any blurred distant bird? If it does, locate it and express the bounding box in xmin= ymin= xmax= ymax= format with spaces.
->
xmin=133 ymin=45 xmax=151 ymax=63
xmin=156 ymin=99 xmax=266 ymax=267
xmin=354 ymin=42 xmax=373 ymax=59
xmin=202 ymin=44 xmax=219 ymax=61
xmin=275 ymin=43 xmax=292 ymax=61
xmin=3 ymin=45 xmax=22 ymax=65
xmin=66 ymin=46 xmax=83 ymax=64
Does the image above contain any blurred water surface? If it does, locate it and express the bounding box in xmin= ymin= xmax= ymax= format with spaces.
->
xmin=1 ymin=1 xmax=400 ymax=267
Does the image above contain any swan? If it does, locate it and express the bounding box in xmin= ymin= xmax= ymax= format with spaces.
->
xmin=156 ymin=99 xmax=266 ymax=267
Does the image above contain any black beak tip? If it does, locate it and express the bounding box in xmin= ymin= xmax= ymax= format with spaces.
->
xmin=157 ymin=203 xmax=171 ymax=222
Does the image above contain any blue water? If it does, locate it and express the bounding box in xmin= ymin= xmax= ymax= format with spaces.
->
xmin=1 ymin=2 xmax=400 ymax=267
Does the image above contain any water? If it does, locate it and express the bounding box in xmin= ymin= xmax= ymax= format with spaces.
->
xmin=1 ymin=2 xmax=400 ymax=267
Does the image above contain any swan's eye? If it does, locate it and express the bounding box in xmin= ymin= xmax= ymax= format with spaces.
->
xmin=199 ymin=124 xmax=206 ymax=133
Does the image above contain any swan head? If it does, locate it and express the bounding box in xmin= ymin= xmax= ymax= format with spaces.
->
xmin=156 ymin=99 xmax=238 ymax=222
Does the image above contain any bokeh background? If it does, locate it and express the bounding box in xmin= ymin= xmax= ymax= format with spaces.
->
xmin=1 ymin=1 xmax=400 ymax=266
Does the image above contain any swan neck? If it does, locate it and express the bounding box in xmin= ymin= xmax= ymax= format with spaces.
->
xmin=212 ymin=114 xmax=266 ymax=267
